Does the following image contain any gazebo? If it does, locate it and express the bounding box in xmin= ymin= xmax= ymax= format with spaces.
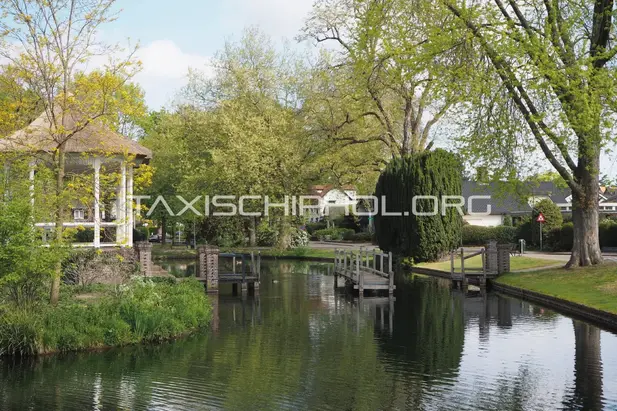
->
xmin=0 ymin=109 xmax=152 ymax=248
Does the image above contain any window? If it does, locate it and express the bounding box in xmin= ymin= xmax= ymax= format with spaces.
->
xmin=73 ymin=209 xmax=85 ymax=220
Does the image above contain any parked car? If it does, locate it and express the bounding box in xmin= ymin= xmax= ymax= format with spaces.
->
xmin=149 ymin=234 xmax=162 ymax=243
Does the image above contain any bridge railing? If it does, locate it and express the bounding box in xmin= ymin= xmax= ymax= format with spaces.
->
xmin=334 ymin=248 xmax=394 ymax=293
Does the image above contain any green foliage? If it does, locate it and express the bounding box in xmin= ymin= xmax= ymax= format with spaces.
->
xmin=546 ymin=221 xmax=617 ymax=251
xmin=462 ymin=225 xmax=518 ymax=246
xmin=289 ymin=228 xmax=309 ymax=249
xmin=346 ymin=232 xmax=374 ymax=243
xmin=0 ymin=198 xmax=64 ymax=307
xmin=256 ymin=220 xmax=279 ymax=247
xmin=531 ymin=199 xmax=563 ymax=246
xmin=305 ymin=221 xmax=327 ymax=235
xmin=374 ymin=150 xmax=463 ymax=262
xmin=0 ymin=278 xmax=211 ymax=356
xmin=313 ymin=228 xmax=355 ymax=241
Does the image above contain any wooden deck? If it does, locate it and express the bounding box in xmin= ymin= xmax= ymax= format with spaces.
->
xmin=334 ymin=249 xmax=395 ymax=294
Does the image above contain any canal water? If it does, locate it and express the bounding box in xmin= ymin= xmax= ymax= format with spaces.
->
xmin=1 ymin=260 xmax=616 ymax=410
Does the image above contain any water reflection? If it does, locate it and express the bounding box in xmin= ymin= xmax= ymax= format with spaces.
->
xmin=0 ymin=261 xmax=615 ymax=410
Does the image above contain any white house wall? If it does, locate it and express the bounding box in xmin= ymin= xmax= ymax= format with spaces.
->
xmin=464 ymin=215 xmax=504 ymax=227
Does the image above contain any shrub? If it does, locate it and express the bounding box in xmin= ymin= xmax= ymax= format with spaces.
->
xmin=306 ymin=221 xmax=327 ymax=235
xmin=0 ymin=278 xmax=212 ymax=356
xmin=313 ymin=227 xmax=355 ymax=241
xmin=374 ymin=150 xmax=463 ymax=262
xmin=600 ymin=220 xmax=617 ymax=248
xmin=462 ymin=225 xmax=518 ymax=246
xmin=289 ymin=228 xmax=309 ymax=248
xmin=256 ymin=220 xmax=278 ymax=246
xmin=348 ymin=232 xmax=374 ymax=243
xmin=531 ymin=199 xmax=563 ymax=246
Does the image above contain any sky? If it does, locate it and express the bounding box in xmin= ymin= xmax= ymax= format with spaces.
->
xmin=96 ymin=1 xmax=617 ymax=179
xmin=101 ymin=0 xmax=315 ymax=109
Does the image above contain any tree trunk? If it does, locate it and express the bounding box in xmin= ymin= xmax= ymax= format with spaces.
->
xmin=161 ymin=215 xmax=167 ymax=246
xmin=567 ymin=160 xmax=603 ymax=267
xmin=565 ymin=321 xmax=604 ymax=410
xmin=50 ymin=147 xmax=66 ymax=305
xmin=248 ymin=216 xmax=257 ymax=247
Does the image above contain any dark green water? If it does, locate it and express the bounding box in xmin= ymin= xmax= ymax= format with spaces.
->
xmin=1 ymin=260 xmax=616 ymax=410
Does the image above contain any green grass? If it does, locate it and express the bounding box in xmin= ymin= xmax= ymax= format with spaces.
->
xmin=496 ymin=263 xmax=617 ymax=314
xmin=419 ymin=255 xmax=559 ymax=272
xmin=151 ymin=244 xmax=336 ymax=260
xmin=0 ymin=278 xmax=212 ymax=356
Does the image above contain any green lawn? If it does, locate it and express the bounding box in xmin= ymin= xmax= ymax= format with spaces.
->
xmin=151 ymin=244 xmax=336 ymax=260
xmin=496 ymin=263 xmax=617 ymax=314
xmin=419 ymin=255 xmax=559 ymax=272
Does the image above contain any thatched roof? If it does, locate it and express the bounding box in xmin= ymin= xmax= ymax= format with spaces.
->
xmin=0 ymin=108 xmax=152 ymax=160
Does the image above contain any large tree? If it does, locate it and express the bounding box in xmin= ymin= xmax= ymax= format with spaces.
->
xmin=0 ymin=0 xmax=142 ymax=303
xmin=436 ymin=0 xmax=617 ymax=267
xmin=302 ymin=0 xmax=464 ymax=157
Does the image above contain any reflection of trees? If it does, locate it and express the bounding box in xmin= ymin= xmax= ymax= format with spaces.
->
xmin=0 ymin=261 xmax=392 ymax=410
xmin=377 ymin=275 xmax=465 ymax=409
xmin=562 ymin=321 xmax=604 ymax=411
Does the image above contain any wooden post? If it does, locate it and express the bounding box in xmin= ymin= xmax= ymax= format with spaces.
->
xmin=450 ymin=250 xmax=455 ymax=279
xmin=135 ymin=242 xmax=152 ymax=277
xmin=373 ymin=249 xmax=377 ymax=271
xmin=380 ymin=252 xmax=384 ymax=273
xmin=344 ymin=251 xmax=348 ymax=274
xmin=388 ymin=252 xmax=393 ymax=274
xmin=460 ymin=247 xmax=467 ymax=288
xmin=233 ymin=256 xmax=237 ymax=275
xmin=198 ymin=245 xmax=219 ymax=293
xmin=481 ymin=248 xmax=487 ymax=288
xmin=241 ymin=254 xmax=247 ymax=293
xmin=357 ymin=253 xmax=363 ymax=295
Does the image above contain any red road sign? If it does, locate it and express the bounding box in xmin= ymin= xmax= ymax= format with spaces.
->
xmin=536 ymin=213 xmax=546 ymax=223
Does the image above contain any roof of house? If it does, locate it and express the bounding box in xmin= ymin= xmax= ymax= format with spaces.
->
xmin=0 ymin=108 xmax=152 ymax=159
xmin=462 ymin=181 xmax=571 ymax=215
xmin=310 ymin=184 xmax=356 ymax=198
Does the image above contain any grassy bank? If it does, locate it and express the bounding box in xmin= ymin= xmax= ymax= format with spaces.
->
xmin=496 ymin=263 xmax=617 ymax=314
xmin=152 ymin=245 xmax=336 ymax=260
xmin=419 ymin=255 xmax=559 ymax=272
xmin=0 ymin=278 xmax=211 ymax=356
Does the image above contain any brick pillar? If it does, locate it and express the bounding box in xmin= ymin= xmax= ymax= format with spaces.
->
xmin=497 ymin=244 xmax=511 ymax=274
xmin=198 ymin=245 xmax=219 ymax=293
xmin=135 ymin=242 xmax=152 ymax=277
xmin=484 ymin=240 xmax=498 ymax=275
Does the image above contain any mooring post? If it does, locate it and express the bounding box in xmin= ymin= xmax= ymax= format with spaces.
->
xmin=241 ymin=254 xmax=248 ymax=294
xmin=135 ymin=242 xmax=153 ymax=277
xmin=460 ymin=247 xmax=467 ymax=288
xmin=373 ymin=249 xmax=377 ymax=271
xmin=357 ymin=252 xmax=363 ymax=295
xmin=344 ymin=250 xmax=348 ymax=273
xmin=450 ymin=250 xmax=455 ymax=282
xmin=198 ymin=245 xmax=219 ymax=294
xmin=481 ymin=248 xmax=487 ymax=288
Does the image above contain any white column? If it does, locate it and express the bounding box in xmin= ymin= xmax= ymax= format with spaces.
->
xmin=126 ymin=164 xmax=134 ymax=247
xmin=93 ymin=158 xmax=101 ymax=248
xmin=116 ymin=161 xmax=127 ymax=246
xmin=28 ymin=160 xmax=35 ymax=208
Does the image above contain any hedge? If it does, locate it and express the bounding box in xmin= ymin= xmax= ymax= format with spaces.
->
xmin=462 ymin=225 xmax=518 ymax=246
xmin=313 ymin=228 xmax=355 ymax=241
xmin=546 ymin=220 xmax=617 ymax=251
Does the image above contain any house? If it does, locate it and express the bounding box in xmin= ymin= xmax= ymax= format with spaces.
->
xmin=308 ymin=185 xmax=357 ymax=222
xmin=462 ymin=180 xmax=617 ymax=227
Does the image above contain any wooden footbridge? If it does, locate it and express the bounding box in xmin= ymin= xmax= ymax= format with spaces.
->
xmin=196 ymin=246 xmax=261 ymax=293
xmin=411 ymin=244 xmax=510 ymax=288
xmin=334 ymin=248 xmax=395 ymax=295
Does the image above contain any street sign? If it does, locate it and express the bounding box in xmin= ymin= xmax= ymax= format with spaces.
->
xmin=536 ymin=213 xmax=546 ymax=223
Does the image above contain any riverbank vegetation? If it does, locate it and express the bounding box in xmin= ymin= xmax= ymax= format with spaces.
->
xmin=152 ymin=244 xmax=337 ymax=260
xmin=496 ymin=264 xmax=617 ymax=314
xmin=0 ymin=278 xmax=211 ymax=356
